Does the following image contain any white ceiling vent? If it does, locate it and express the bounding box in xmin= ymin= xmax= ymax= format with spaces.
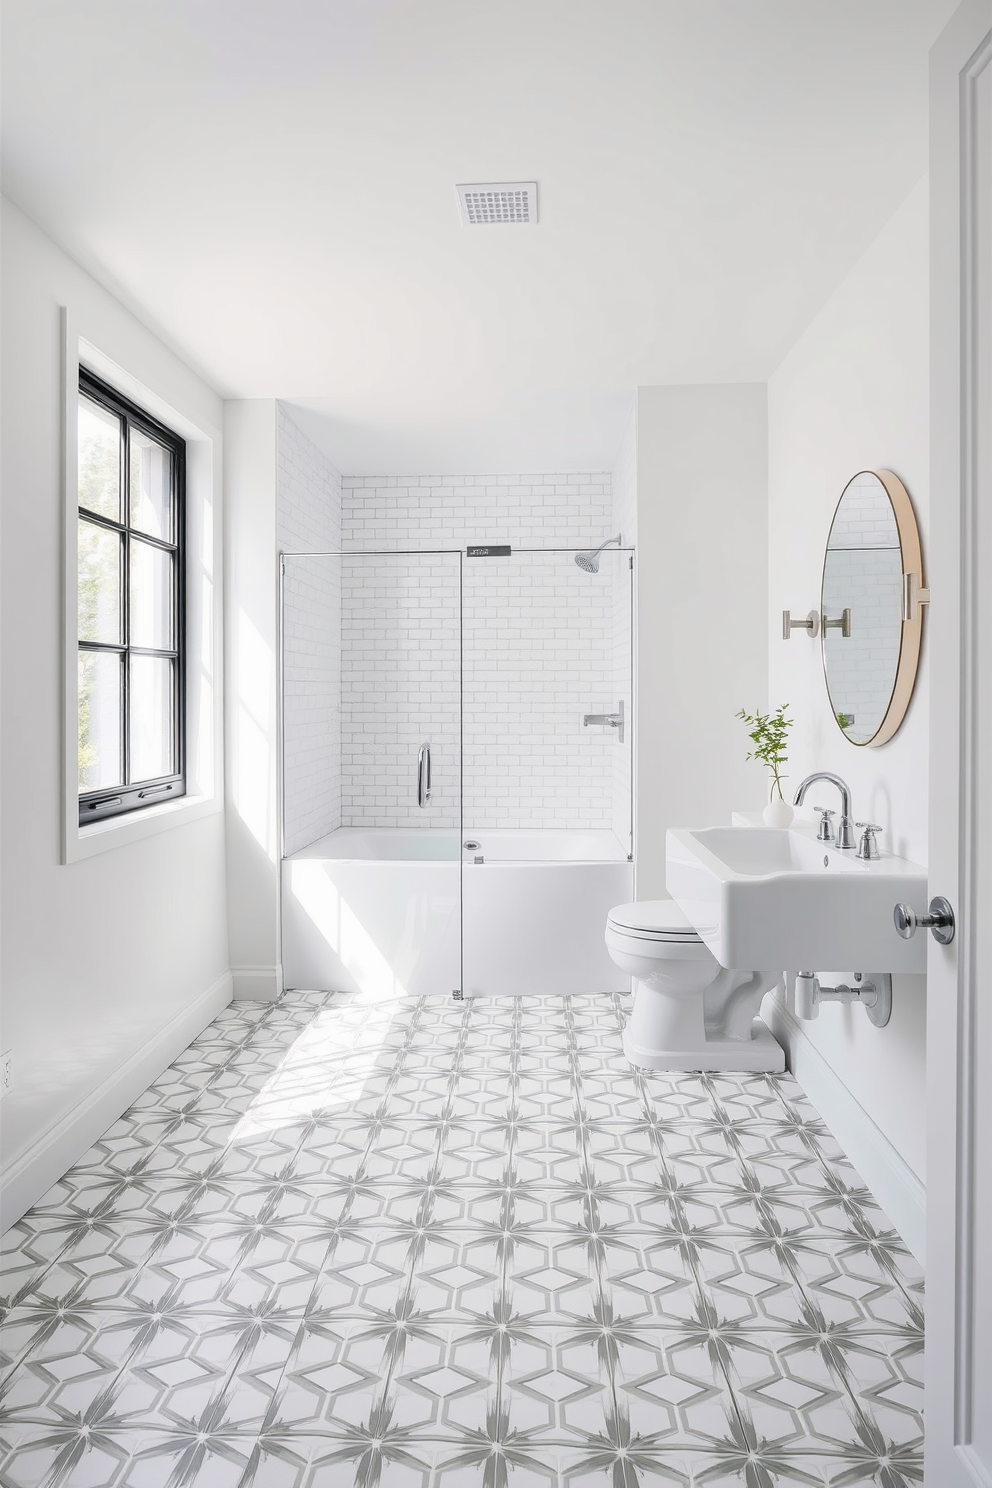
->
xmin=456 ymin=182 xmax=538 ymax=227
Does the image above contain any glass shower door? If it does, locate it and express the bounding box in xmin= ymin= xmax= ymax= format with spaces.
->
xmin=280 ymin=550 xmax=463 ymax=999
xmin=460 ymin=546 xmax=634 ymax=996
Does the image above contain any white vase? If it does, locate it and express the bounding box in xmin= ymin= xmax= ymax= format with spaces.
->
xmin=762 ymin=796 xmax=794 ymax=828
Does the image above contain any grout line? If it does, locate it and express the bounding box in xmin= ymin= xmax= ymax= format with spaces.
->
xmin=0 ymin=988 xmax=924 ymax=1488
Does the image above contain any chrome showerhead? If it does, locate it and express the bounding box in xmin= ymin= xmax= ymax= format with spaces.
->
xmin=574 ymin=534 xmax=621 ymax=574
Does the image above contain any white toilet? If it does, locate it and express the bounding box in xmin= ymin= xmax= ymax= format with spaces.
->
xmin=605 ymin=900 xmax=785 ymax=1072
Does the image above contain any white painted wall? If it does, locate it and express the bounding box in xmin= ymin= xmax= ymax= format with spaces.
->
xmin=278 ymin=406 xmax=343 ymax=856
xmin=611 ymin=402 xmax=637 ymax=548
xmin=224 ymin=400 xmax=282 ymax=1000
xmin=766 ymin=178 xmax=930 ymax=1196
xmin=634 ymin=385 xmax=769 ymax=899
xmin=0 ymin=202 xmax=230 ymax=1228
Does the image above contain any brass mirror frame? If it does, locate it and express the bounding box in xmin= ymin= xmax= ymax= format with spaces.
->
xmin=821 ymin=468 xmax=926 ymax=749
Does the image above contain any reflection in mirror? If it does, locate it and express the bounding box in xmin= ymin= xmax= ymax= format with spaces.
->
xmin=822 ymin=474 xmax=902 ymax=744
xmin=821 ymin=470 xmax=924 ymax=748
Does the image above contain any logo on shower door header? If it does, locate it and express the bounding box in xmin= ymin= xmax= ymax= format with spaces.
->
xmin=466 ymin=546 xmax=512 ymax=557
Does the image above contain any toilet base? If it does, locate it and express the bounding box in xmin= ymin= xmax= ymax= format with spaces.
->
xmin=622 ymin=1016 xmax=785 ymax=1073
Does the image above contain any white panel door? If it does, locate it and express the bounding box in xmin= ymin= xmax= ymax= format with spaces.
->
xmin=927 ymin=2 xmax=992 ymax=1482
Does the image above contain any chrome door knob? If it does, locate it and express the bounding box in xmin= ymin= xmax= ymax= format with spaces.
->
xmin=893 ymin=896 xmax=955 ymax=945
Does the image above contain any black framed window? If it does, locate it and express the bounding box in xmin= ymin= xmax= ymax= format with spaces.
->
xmin=77 ymin=369 xmax=186 ymax=824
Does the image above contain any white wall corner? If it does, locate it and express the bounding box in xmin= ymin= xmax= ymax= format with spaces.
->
xmin=610 ymin=397 xmax=638 ymax=546
xmin=231 ymin=965 xmax=283 ymax=1002
xmin=764 ymin=992 xmax=926 ymax=1264
xmin=634 ymin=384 xmax=768 ymax=898
xmin=223 ymin=400 xmax=282 ymax=986
xmin=0 ymin=971 xmax=233 ymax=1235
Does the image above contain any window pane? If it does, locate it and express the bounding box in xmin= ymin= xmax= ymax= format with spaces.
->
xmin=130 ymin=654 xmax=174 ymax=782
xmin=130 ymin=432 xmax=173 ymax=540
xmin=78 ymin=651 xmax=122 ymax=791
xmin=130 ymin=539 xmax=174 ymax=649
xmin=78 ymin=519 xmax=122 ymax=643
xmin=78 ymin=396 xmax=121 ymax=520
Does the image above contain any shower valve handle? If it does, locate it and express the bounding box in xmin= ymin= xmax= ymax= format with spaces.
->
xmin=582 ymin=701 xmax=625 ymax=743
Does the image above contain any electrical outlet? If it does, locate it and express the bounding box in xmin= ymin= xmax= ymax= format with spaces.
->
xmin=0 ymin=1050 xmax=12 ymax=1100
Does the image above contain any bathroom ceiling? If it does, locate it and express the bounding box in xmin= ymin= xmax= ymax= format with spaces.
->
xmin=1 ymin=0 xmax=956 ymax=472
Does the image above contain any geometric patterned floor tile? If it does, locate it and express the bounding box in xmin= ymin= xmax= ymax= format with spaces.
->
xmin=0 ymin=988 xmax=924 ymax=1487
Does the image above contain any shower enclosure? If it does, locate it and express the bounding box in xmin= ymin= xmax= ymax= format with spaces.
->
xmin=279 ymin=545 xmax=634 ymax=999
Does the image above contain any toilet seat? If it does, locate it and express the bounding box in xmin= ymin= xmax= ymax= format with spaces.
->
xmin=607 ymin=900 xmax=703 ymax=945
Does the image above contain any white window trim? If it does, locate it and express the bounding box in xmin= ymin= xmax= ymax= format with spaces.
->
xmin=61 ymin=308 xmax=224 ymax=863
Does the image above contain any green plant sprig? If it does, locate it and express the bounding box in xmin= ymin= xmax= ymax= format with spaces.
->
xmin=736 ymin=705 xmax=793 ymax=802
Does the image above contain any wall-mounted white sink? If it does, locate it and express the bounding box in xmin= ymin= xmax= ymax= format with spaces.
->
xmin=666 ymin=823 xmax=927 ymax=973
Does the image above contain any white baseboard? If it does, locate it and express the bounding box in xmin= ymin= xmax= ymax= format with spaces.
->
xmin=0 ymin=971 xmax=233 ymax=1234
xmin=764 ymin=995 xmax=926 ymax=1264
xmin=231 ymin=964 xmax=282 ymax=1001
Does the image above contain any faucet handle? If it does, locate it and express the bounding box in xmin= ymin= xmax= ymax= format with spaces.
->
xmin=855 ymin=822 xmax=883 ymax=860
xmin=813 ymin=807 xmax=836 ymax=842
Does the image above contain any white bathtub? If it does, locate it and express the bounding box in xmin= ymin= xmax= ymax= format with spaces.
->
xmin=281 ymin=828 xmax=633 ymax=998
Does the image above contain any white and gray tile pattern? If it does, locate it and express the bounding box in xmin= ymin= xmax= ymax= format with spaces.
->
xmin=0 ymin=993 xmax=923 ymax=1486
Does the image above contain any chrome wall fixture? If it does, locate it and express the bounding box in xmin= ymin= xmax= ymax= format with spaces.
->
xmin=782 ymin=609 xmax=820 ymax=639
xmin=416 ymin=742 xmax=432 ymax=808
xmin=782 ymin=608 xmax=851 ymax=638
xmin=574 ymin=534 xmax=622 ymax=574
xmin=793 ymin=771 xmax=856 ymax=850
xmin=794 ymin=971 xmax=892 ymax=1027
xmin=893 ymin=896 xmax=955 ymax=945
xmin=583 ymin=699 xmax=625 ymax=742
xmin=822 ymin=607 xmax=852 ymax=638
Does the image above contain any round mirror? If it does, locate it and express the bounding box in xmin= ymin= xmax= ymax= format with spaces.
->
xmin=821 ymin=469 xmax=926 ymax=747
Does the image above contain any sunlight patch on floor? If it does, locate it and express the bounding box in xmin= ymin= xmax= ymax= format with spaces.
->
xmin=230 ymin=996 xmax=406 ymax=1140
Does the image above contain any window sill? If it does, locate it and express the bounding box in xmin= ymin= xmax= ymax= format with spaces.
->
xmin=64 ymin=789 xmax=221 ymax=864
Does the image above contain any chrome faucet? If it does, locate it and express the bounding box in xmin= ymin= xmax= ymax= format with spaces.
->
xmin=793 ymin=772 xmax=856 ymax=849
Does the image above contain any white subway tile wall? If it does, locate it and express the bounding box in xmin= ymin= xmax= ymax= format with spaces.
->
xmin=828 ymin=472 xmax=900 ymax=550
xmin=281 ymin=464 xmax=634 ymax=847
xmin=339 ymin=475 xmax=632 ymax=837
xmin=822 ymin=550 xmax=904 ymax=742
xmin=340 ymin=554 xmax=461 ymax=828
xmin=341 ymin=473 xmax=613 ymax=553
xmin=462 ymin=554 xmax=615 ymax=831
xmin=277 ymin=407 xmax=344 ymax=856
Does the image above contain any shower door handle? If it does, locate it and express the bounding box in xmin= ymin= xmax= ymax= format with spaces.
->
xmin=417 ymin=743 xmax=432 ymax=808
